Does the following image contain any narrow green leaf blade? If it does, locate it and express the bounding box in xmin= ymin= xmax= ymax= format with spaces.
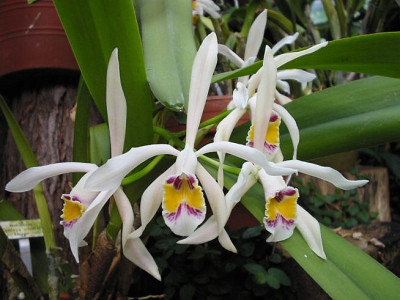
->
xmin=72 ymin=77 xmax=91 ymax=184
xmin=213 ymin=33 xmax=400 ymax=83
xmin=282 ymin=32 xmax=400 ymax=78
xmin=281 ymin=226 xmax=400 ymax=300
xmin=280 ymin=76 xmax=400 ymax=160
xmin=202 ymin=161 xmax=400 ymax=300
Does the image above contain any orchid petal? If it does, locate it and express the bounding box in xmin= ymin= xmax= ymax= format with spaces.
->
xmin=113 ymin=188 xmax=161 ymax=280
xmin=276 ymin=79 xmax=291 ymax=95
xmin=278 ymin=160 xmax=369 ymax=190
xmin=196 ymin=0 xmax=221 ymax=18
xmin=175 ymin=144 xmax=198 ymax=175
xmin=218 ymin=229 xmax=238 ymax=252
xmin=272 ymin=103 xmax=299 ymax=160
xmin=196 ymin=141 xmax=296 ymax=176
xmin=85 ymin=144 xmax=179 ymax=191
xmin=64 ymin=188 xmax=116 ymax=262
xmin=178 ymin=215 xmax=218 ymax=244
xmin=277 ymin=69 xmax=316 ymax=84
xmin=225 ymin=162 xmax=258 ymax=211
xmin=247 ymin=94 xmax=257 ymax=121
xmin=107 ymin=48 xmax=127 ymax=157
xmin=130 ymin=165 xmax=176 ymax=239
xmin=275 ymin=41 xmax=328 ymax=68
xmin=177 ymin=214 xmax=237 ymax=252
xmin=186 ymin=32 xmax=218 ymax=148
xmin=214 ymin=109 xmax=247 ymax=144
xmin=218 ymin=44 xmax=244 ymax=68
xmin=214 ymin=108 xmax=247 ymax=185
xmin=253 ymin=46 xmax=276 ymax=151
xmin=275 ymin=91 xmax=292 ymax=105
xmin=247 ymin=67 xmax=262 ymax=97
xmin=196 ymin=163 xmax=226 ymax=233
xmin=244 ymin=9 xmax=267 ymax=62
xmin=232 ymin=82 xmax=249 ymax=109
xmin=296 ymin=205 xmax=326 ymax=259
xmin=271 ymin=32 xmax=299 ymax=55
xmin=6 ymin=162 xmax=97 ymax=192
xmin=64 ymin=171 xmax=100 ymax=207
xmin=242 ymin=57 xmax=256 ymax=68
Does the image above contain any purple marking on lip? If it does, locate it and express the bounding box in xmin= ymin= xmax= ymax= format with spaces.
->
xmin=165 ymin=202 xmax=204 ymax=223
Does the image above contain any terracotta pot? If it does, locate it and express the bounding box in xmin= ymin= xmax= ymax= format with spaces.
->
xmin=0 ymin=0 xmax=78 ymax=77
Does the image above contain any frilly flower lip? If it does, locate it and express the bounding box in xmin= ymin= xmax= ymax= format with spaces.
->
xmin=246 ymin=110 xmax=281 ymax=158
xmin=60 ymin=195 xmax=88 ymax=228
xmin=264 ymin=186 xmax=299 ymax=242
xmin=162 ymin=172 xmax=206 ymax=236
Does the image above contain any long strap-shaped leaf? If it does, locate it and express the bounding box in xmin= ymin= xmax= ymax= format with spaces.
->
xmin=212 ymin=32 xmax=400 ymax=83
xmin=201 ymin=166 xmax=400 ymax=300
xmin=229 ymin=76 xmax=400 ymax=161
xmin=139 ymin=0 xmax=196 ymax=112
xmin=53 ymin=0 xmax=154 ymax=149
xmin=280 ymin=76 xmax=400 ymax=160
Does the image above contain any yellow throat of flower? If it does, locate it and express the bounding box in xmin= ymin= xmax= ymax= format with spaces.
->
xmin=61 ymin=196 xmax=87 ymax=224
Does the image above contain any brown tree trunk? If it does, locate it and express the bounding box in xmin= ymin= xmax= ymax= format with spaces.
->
xmin=0 ymin=71 xmax=103 ymax=298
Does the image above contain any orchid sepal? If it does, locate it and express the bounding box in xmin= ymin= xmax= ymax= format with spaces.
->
xmin=6 ymin=162 xmax=97 ymax=192
xmin=277 ymin=160 xmax=369 ymax=190
xmin=107 ymin=48 xmax=127 ymax=158
xmin=113 ymin=188 xmax=161 ymax=280
xmin=196 ymin=141 xmax=297 ymax=176
xmin=85 ymin=144 xmax=180 ymax=191
xmin=296 ymin=205 xmax=326 ymax=259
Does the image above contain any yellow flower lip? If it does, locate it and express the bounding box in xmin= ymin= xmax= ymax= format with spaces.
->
xmin=246 ymin=111 xmax=281 ymax=155
xmin=265 ymin=187 xmax=298 ymax=227
xmin=162 ymin=172 xmax=206 ymax=235
xmin=61 ymin=195 xmax=87 ymax=228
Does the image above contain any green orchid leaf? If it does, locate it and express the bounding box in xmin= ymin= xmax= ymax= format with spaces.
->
xmin=283 ymin=32 xmax=400 ymax=78
xmin=281 ymin=226 xmax=400 ymax=299
xmin=139 ymin=0 xmax=196 ymax=112
xmin=212 ymin=32 xmax=400 ymax=83
xmin=229 ymin=76 xmax=400 ymax=161
xmin=72 ymin=77 xmax=91 ymax=185
xmin=0 ymin=95 xmax=55 ymax=250
xmin=90 ymin=123 xmax=111 ymax=166
xmin=53 ymin=0 xmax=154 ymax=149
xmin=202 ymin=160 xmax=400 ymax=300
xmin=280 ymin=76 xmax=400 ymax=160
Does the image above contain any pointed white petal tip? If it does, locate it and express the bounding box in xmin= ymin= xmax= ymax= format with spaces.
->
xmin=6 ymin=163 xmax=97 ymax=192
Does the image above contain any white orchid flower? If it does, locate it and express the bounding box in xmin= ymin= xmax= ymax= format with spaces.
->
xmin=180 ymin=46 xmax=368 ymax=259
xmin=192 ymin=0 xmax=221 ymax=19
xmin=85 ymin=33 xmax=296 ymax=244
xmin=6 ymin=49 xmax=161 ymax=280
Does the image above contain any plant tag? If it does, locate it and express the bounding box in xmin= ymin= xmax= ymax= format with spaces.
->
xmin=0 ymin=219 xmax=43 ymax=239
